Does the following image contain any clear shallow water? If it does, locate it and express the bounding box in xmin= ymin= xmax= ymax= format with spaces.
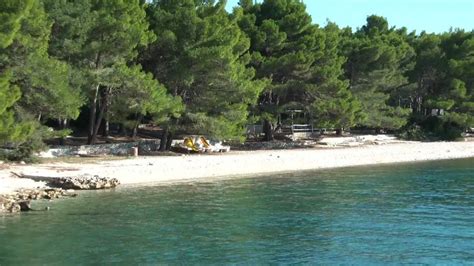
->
xmin=1 ymin=159 xmax=474 ymax=264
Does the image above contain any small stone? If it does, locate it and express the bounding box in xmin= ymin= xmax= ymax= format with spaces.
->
xmin=19 ymin=201 xmax=32 ymax=211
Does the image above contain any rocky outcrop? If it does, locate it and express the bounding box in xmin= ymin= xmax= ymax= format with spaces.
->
xmin=46 ymin=175 xmax=120 ymax=190
xmin=0 ymin=196 xmax=20 ymax=213
xmin=13 ymin=173 xmax=120 ymax=190
xmin=0 ymin=188 xmax=76 ymax=213
xmin=2 ymin=174 xmax=120 ymax=213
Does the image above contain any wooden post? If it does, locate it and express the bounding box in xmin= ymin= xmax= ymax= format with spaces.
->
xmin=130 ymin=147 xmax=138 ymax=157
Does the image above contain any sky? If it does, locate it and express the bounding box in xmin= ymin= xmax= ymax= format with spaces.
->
xmin=226 ymin=0 xmax=474 ymax=33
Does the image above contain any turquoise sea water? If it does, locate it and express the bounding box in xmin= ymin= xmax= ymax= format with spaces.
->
xmin=1 ymin=158 xmax=474 ymax=264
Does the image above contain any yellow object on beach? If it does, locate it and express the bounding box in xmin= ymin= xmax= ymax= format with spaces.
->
xmin=200 ymin=136 xmax=211 ymax=148
xmin=183 ymin=137 xmax=199 ymax=152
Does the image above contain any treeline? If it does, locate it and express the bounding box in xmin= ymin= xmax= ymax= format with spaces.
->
xmin=1 ymin=0 xmax=473 ymax=158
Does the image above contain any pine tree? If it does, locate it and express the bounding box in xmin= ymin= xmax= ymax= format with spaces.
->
xmin=238 ymin=0 xmax=321 ymax=140
xmin=7 ymin=0 xmax=84 ymax=123
xmin=238 ymin=0 xmax=360 ymax=138
xmin=309 ymin=22 xmax=361 ymax=133
xmin=44 ymin=0 xmax=158 ymax=144
xmin=437 ymin=30 xmax=474 ymax=129
xmin=343 ymin=15 xmax=414 ymax=131
xmin=405 ymin=32 xmax=444 ymax=115
xmin=404 ymin=29 xmax=473 ymax=139
xmin=0 ymin=0 xmax=35 ymax=145
xmin=143 ymin=0 xmax=265 ymax=147
xmin=103 ymin=64 xmax=183 ymax=139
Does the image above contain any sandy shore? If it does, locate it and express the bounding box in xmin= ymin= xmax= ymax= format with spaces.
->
xmin=1 ymin=141 xmax=473 ymax=194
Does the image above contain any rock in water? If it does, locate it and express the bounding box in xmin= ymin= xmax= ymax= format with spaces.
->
xmin=1 ymin=175 xmax=119 ymax=214
xmin=1 ymin=187 xmax=79 ymax=213
xmin=19 ymin=201 xmax=32 ymax=211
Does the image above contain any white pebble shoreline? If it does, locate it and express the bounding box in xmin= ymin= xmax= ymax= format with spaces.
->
xmin=1 ymin=141 xmax=473 ymax=194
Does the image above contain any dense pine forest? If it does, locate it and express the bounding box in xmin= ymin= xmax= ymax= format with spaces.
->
xmin=1 ymin=0 xmax=473 ymax=160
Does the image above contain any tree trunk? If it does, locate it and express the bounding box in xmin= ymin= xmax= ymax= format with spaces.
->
xmin=417 ymin=96 xmax=423 ymax=114
xmin=90 ymin=98 xmax=107 ymax=145
xmin=89 ymin=87 xmax=109 ymax=145
xmin=87 ymin=85 xmax=100 ymax=144
xmin=119 ymin=124 xmax=127 ymax=136
xmin=58 ymin=119 xmax=67 ymax=145
xmin=57 ymin=118 xmax=67 ymax=129
xmin=101 ymin=87 xmax=110 ymax=137
xmin=159 ymin=127 xmax=169 ymax=151
xmin=131 ymin=126 xmax=138 ymax=139
xmin=102 ymin=107 xmax=109 ymax=138
xmin=336 ymin=128 xmax=343 ymax=136
xmin=263 ymin=119 xmax=274 ymax=141
xmin=166 ymin=131 xmax=173 ymax=150
xmin=130 ymin=114 xmax=143 ymax=140
xmin=103 ymin=120 xmax=109 ymax=137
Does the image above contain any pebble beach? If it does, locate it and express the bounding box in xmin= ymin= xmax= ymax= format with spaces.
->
xmin=1 ymin=141 xmax=473 ymax=195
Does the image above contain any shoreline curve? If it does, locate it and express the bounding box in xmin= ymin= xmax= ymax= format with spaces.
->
xmin=1 ymin=141 xmax=473 ymax=194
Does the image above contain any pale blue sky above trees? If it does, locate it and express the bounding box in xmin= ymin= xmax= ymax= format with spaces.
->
xmin=226 ymin=0 xmax=473 ymax=33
